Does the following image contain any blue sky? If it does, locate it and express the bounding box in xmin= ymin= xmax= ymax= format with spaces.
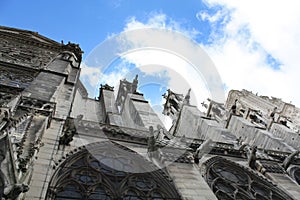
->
xmin=1 ymin=0 xmax=300 ymax=110
xmin=0 ymin=0 xmax=210 ymax=58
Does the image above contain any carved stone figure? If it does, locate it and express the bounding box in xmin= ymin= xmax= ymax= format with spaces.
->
xmin=270 ymin=107 xmax=278 ymax=121
xmin=147 ymin=126 xmax=159 ymax=159
xmin=247 ymin=109 xmax=267 ymax=127
xmin=59 ymin=117 xmax=79 ymax=146
xmin=100 ymin=84 xmax=114 ymax=91
xmin=3 ymin=184 xmax=29 ymax=200
xmin=247 ymin=146 xmax=257 ymax=169
xmin=162 ymin=89 xmax=183 ymax=117
xmin=193 ymin=139 xmax=212 ymax=164
xmin=283 ymin=150 xmax=300 ymax=170
xmin=183 ymin=88 xmax=191 ymax=105
xmin=231 ymin=99 xmax=238 ymax=114
xmin=154 ymin=125 xmax=163 ymax=141
xmin=0 ymin=93 xmax=14 ymax=107
xmin=63 ymin=42 xmax=83 ymax=62
xmin=131 ymin=74 xmax=138 ymax=93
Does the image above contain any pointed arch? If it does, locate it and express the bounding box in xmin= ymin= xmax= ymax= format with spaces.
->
xmin=46 ymin=141 xmax=181 ymax=200
xmin=288 ymin=166 xmax=300 ymax=185
xmin=202 ymin=156 xmax=294 ymax=200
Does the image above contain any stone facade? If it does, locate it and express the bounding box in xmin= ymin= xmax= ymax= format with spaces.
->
xmin=1 ymin=26 xmax=300 ymax=200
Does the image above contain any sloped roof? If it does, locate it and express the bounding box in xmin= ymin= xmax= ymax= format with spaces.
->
xmin=0 ymin=25 xmax=61 ymax=47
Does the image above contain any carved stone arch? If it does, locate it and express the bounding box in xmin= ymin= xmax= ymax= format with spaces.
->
xmin=287 ymin=166 xmax=300 ymax=185
xmin=46 ymin=141 xmax=182 ymax=200
xmin=202 ymin=156 xmax=294 ymax=200
xmin=54 ymin=180 xmax=85 ymax=200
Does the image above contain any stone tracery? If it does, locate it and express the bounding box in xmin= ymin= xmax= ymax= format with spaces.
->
xmin=46 ymin=141 xmax=181 ymax=200
xmin=202 ymin=156 xmax=294 ymax=200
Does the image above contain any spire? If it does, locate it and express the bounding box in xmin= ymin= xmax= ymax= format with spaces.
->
xmin=115 ymin=74 xmax=140 ymax=112
xmin=162 ymin=89 xmax=183 ymax=118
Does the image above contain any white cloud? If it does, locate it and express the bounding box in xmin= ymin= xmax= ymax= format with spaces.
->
xmin=80 ymin=63 xmax=101 ymax=88
xmin=121 ymin=13 xmax=225 ymax=104
xmin=119 ymin=14 xmax=221 ymax=128
xmin=83 ymin=12 xmax=223 ymax=107
xmin=80 ymin=61 xmax=130 ymax=97
xmin=122 ymin=50 xmax=211 ymax=107
xmin=124 ymin=13 xmax=200 ymax=40
xmin=201 ymin=0 xmax=300 ymax=106
xmin=82 ymin=13 xmax=204 ymax=101
xmin=82 ymin=3 xmax=300 ymax=130
xmin=196 ymin=9 xmax=227 ymax=23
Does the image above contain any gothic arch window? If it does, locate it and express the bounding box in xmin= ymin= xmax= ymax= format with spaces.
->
xmin=202 ymin=156 xmax=294 ymax=200
xmin=46 ymin=141 xmax=181 ymax=200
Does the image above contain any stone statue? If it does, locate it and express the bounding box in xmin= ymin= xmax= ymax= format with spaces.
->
xmin=193 ymin=139 xmax=212 ymax=164
xmin=162 ymin=89 xmax=183 ymax=116
xmin=0 ymin=93 xmax=14 ymax=107
xmin=59 ymin=117 xmax=80 ymax=146
xmin=147 ymin=126 xmax=159 ymax=159
xmin=132 ymin=74 xmax=138 ymax=93
xmin=100 ymin=84 xmax=114 ymax=91
xmin=248 ymin=111 xmax=267 ymax=127
xmin=231 ymin=99 xmax=238 ymax=114
xmin=282 ymin=150 xmax=300 ymax=170
xmin=236 ymin=136 xmax=243 ymax=146
xmin=3 ymin=183 xmax=29 ymax=200
xmin=270 ymin=106 xmax=279 ymax=121
xmin=247 ymin=146 xmax=257 ymax=169
xmin=183 ymin=88 xmax=191 ymax=105
xmin=156 ymin=125 xmax=165 ymax=141
xmin=201 ymin=101 xmax=208 ymax=109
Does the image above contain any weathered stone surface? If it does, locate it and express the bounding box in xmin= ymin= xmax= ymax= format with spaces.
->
xmin=167 ymin=163 xmax=217 ymax=200
xmin=228 ymin=115 xmax=295 ymax=151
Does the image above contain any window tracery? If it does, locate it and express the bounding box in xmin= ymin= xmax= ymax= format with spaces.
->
xmin=46 ymin=141 xmax=181 ymax=200
xmin=202 ymin=156 xmax=294 ymax=200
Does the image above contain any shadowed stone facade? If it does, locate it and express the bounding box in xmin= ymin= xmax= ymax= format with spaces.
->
xmin=1 ymin=26 xmax=300 ymax=199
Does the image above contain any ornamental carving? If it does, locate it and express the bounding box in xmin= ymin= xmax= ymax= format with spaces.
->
xmin=18 ymin=97 xmax=55 ymax=116
xmin=225 ymin=90 xmax=244 ymax=110
xmin=14 ymin=115 xmax=45 ymax=173
xmin=202 ymin=156 xmax=294 ymax=200
xmin=0 ymin=92 xmax=16 ymax=107
xmin=59 ymin=117 xmax=79 ymax=146
xmin=0 ymin=38 xmax=58 ymax=69
xmin=0 ymin=66 xmax=36 ymax=88
xmin=162 ymin=89 xmax=184 ymax=120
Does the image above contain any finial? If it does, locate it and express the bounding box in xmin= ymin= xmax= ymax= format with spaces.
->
xmin=184 ymin=88 xmax=191 ymax=105
xmin=132 ymin=74 xmax=139 ymax=93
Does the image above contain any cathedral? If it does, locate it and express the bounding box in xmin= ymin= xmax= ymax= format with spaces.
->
xmin=1 ymin=25 xmax=300 ymax=200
